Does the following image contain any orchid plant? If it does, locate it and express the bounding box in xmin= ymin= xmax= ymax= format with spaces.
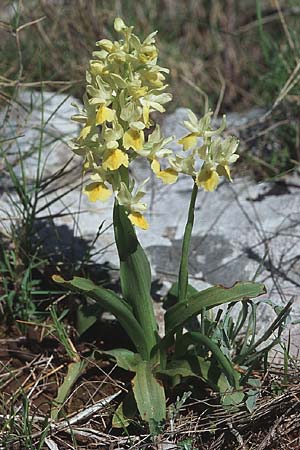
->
xmin=53 ymin=18 xmax=265 ymax=433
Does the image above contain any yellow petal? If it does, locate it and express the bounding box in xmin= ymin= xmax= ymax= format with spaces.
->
xmin=151 ymin=158 xmax=160 ymax=174
xmin=98 ymin=39 xmax=114 ymax=52
xmin=132 ymin=87 xmax=148 ymax=99
xmin=123 ymin=129 xmax=144 ymax=151
xmin=114 ymin=17 xmax=126 ymax=32
xmin=90 ymin=61 xmax=104 ymax=76
xmin=224 ymin=165 xmax=231 ymax=180
xmin=143 ymin=104 xmax=150 ymax=127
xmin=139 ymin=47 xmax=158 ymax=63
xmin=178 ymin=133 xmax=198 ymax=150
xmin=80 ymin=125 xmax=92 ymax=140
xmin=196 ymin=169 xmax=219 ymax=192
xmin=83 ymin=160 xmax=90 ymax=173
xmin=157 ymin=168 xmax=178 ymax=184
xmin=96 ymin=105 xmax=115 ymax=125
xmin=83 ymin=182 xmax=112 ymax=202
xmin=103 ymin=149 xmax=129 ymax=171
xmin=128 ymin=212 xmax=149 ymax=230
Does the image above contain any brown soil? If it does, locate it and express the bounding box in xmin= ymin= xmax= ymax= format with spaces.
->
xmin=1 ymin=323 xmax=300 ymax=450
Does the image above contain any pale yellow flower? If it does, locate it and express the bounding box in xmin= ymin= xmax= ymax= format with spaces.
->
xmin=176 ymin=109 xmax=239 ymax=192
xmin=70 ymin=17 xmax=176 ymax=228
xmin=123 ymin=128 xmax=144 ymax=152
xmin=102 ymin=148 xmax=129 ymax=171
xmin=96 ymin=105 xmax=115 ymax=125
xmin=83 ymin=182 xmax=112 ymax=202
xmin=178 ymin=133 xmax=198 ymax=151
xmin=128 ymin=212 xmax=149 ymax=230
xmin=168 ymin=154 xmax=195 ymax=177
xmin=89 ymin=61 xmax=105 ymax=76
xmin=116 ymin=182 xmax=149 ymax=229
xmin=151 ymin=159 xmax=178 ymax=184
xmin=179 ymin=111 xmax=227 ymax=151
xmin=156 ymin=168 xmax=178 ymax=184
xmin=196 ymin=166 xmax=219 ymax=192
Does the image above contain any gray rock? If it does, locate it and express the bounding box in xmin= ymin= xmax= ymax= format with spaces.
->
xmin=0 ymin=89 xmax=81 ymax=184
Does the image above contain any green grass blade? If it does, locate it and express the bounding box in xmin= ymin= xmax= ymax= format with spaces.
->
xmin=51 ymin=360 xmax=86 ymax=421
xmin=236 ymin=298 xmax=293 ymax=365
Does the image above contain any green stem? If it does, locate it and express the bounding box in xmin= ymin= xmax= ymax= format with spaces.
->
xmin=178 ymin=181 xmax=198 ymax=304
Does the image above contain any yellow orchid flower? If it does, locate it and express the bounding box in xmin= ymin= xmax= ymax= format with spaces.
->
xmin=139 ymin=45 xmax=158 ymax=63
xmin=102 ymin=148 xmax=129 ymax=171
xmin=97 ymin=39 xmax=114 ymax=53
xmin=128 ymin=212 xmax=149 ymax=230
xmin=70 ymin=18 xmax=180 ymax=228
xmin=114 ymin=17 xmax=127 ymax=32
xmin=151 ymin=159 xmax=178 ymax=184
xmin=168 ymin=154 xmax=195 ymax=177
xmin=157 ymin=168 xmax=178 ymax=184
xmin=151 ymin=158 xmax=160 ymax=174
xmin=196 ymin=166 xmax=219 ymax=192
xmin=79 ymin=125 xmax=92 ymax=140
xmin=96 ymin=105 xmax=115 ymax=125
xmin=142 ymin=70 xmax=166 ymax=88
xmin=83 ymin=182 xmax=112 ymax=202
xmin=89 ymin=61 xmax=105 ymax=76
xmin=178 ymin=133 xmax=198 ymax=151
xmin=123 ymin=128 xmax=144 ymax=152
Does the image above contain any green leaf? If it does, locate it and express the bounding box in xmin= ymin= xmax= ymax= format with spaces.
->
xmin=246 ymin=389 xmax=259 ymax=412
xmin=218 ymin=373 xmax=244 ymax=408
xmin=112 ymin=391 xmax=137 ymax=428
xmin=165 ymin=282 xmax=266 ymax=336
xmin=53 ymin=275 xmax=148 ymax=359
xmin=112 ymin=401 xmax=130 ymax=429
xmin=164 ymin=281 xmax=198 ymax=309
xmin=113 ymin=203 xmax=158 ymax=358
xmin=235 ymin=298 xmax=292 ymax=365
xmin=158 ymin=355 xmax=219 ymax=390
xmin=221 ymin=389 xmax=244 ymax=408
xmin=175 ymin=332 xmax=238 ymax=387
xmin=132 ymin=360 xmax=166 ymax=434
xmin=76 ymin=303 xmax=103 ymax=336
xmin=157 ymin=359 xmax=200 ymax=379
xmin=103 ymin=348 xmax=142 ymax=372
xmin=51 ymin=360 xmax=86 ymax=421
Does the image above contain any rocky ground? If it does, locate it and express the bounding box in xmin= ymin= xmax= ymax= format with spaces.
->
xmin=1 ymin=88 xmax=300 ymax=450
xmin=1 ymin=89 xmax=299 ymax=352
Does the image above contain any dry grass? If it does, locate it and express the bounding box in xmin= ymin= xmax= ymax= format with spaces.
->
xmin=1 ymin=0 xmax=299 ymax=114
xmin=0 ymin=344 xmax=299 ymax=450
xmin=2 ymin=0 xmax=300 ymax=176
